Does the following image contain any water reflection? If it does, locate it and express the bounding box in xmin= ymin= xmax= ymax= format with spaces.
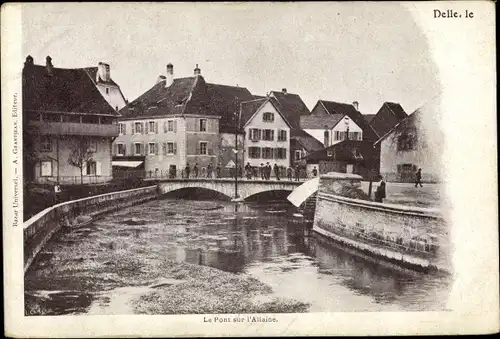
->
xmin=26 ymin=197 xmax=451 ymax=312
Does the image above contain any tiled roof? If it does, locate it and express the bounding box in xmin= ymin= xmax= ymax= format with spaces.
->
xmin=290 ymin=129 xmax=324 ymax=152
xmin=374 ymin=109 xmax=421 ymax=145
xmin=119 ymin=76 xmax=254 ymax=133
xmin=385 ymin=102 xmax=408 ymax=120
xmin=253 ymin=94 xmax=267 ymax=100
xmin=300 ymin=114 xmax=344 ymax=129
xmin=22 ymin=62 xmax=119 ymax=116
xmin=363 ymin=114 xmax=376 ymax=124
xmin=240 ymin=97 xmax=292 ymax=128
xmin=314 ymin=100 xmax=379 ymax=141
xmin=269 ymin=91 xmax=311 ymax=129
xmin=369 ymin=102 xmax=408 ymax=138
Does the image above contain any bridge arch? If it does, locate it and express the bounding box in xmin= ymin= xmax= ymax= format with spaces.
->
xmin=161 ymin=186 xmax=232 ymax=201
xmin=244 ymin=189 xmax=294 ymax=202
xmin=156 ymin=179 xmax=302 ymax=200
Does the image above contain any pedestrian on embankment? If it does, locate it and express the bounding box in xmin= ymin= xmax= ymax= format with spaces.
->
xmin=312 ymin=166 xmax=318 ymax=177
xmin=374 ymin=179 xmax=386 ymax=203
xmin=415 ymin=168 xmax=423 ymax=188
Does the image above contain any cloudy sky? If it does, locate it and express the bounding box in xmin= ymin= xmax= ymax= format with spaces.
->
xmin=21 ymin=2 xmax=439 ymax=114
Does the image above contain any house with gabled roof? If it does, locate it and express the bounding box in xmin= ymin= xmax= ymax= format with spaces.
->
xmin=374 ymin=97 xmax=442 ymax=183
xmin=240 ymin=97 xmax=292 ymax=170
xmin=289 ymin=129 xmax=324 ymax=168
xmin=114 ymin=63 xmax=254 ymax=177
xmin=300 ymin=100 xmax=379 ymax=148
xmin=369 ymin=102 xmax=408 ymax=139
xmin=23 ymin=55 xmax=120 ymax=185
xmin=269 ymin=88 xmax=311 ymax=130
xmin=84 ymin=62 xmax=127 ymax=111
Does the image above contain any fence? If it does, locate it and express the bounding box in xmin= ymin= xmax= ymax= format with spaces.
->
xmin=35 ymin=175 xmax=113 ymax=185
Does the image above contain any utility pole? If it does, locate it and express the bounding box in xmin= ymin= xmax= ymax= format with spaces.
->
xmin=233 ymin=98 xmax=240 ymax=200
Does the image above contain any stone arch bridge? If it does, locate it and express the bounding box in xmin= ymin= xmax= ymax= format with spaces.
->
xmin=150 ymin=178 xmax=303 ymax=200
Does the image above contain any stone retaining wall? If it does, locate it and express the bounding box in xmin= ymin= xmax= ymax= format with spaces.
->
xmin=23 ymin=186 xmax=158 ymax=273
xmin=313 ymin=172 xmax=450 ymax=273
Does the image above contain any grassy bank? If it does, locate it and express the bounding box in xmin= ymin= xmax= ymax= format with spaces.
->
xmin=134 ymin=261 xmax=310 ymax=314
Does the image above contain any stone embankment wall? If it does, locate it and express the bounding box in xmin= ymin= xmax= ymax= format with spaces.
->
xmin=313 ymin=173 xmax=450 ymax=274
xmin=23 ymin=186 xmax=158 ymax=273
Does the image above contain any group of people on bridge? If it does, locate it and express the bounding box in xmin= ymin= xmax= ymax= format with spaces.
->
xmin=176 ymin=162 xmax=318 ymax=181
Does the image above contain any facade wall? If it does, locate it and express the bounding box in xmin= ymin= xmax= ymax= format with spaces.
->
xmin=33 ymin=135 xmax=113 ymax=184
xmin=379 ymin=118 xmax=442 ymax=182
xmin=185 ymin=117 xmax=220 ymax=170
xmin=96 ymin=84 xmax=127 ymax=111
xmin=243 ymin=101 xmax=290 ymax=169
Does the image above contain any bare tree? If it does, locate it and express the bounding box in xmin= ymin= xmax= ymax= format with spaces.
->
xmin=68 ymin=137 xmax=94 ymax=184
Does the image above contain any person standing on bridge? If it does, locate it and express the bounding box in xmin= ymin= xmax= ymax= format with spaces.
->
xmin=260 ymin=163 xmax=265 ymax=180
xmin=207 ymin=163 xmax=213 ymax=179
xmin=185 ymin=164 xmax=191 ymax=179
xmin=238 ymin=165 xmax=243 ymax=179
xmin=287 ymin=167 xmax=293 ymax=181
xmin=193 ymin=163 xmax=199 ymax=178
xmin=216 ymin=163 xmax=222 ymax=178
xmin=273 ymin=164 xmax=280 ymax=180
xmin=294 ymin=165 xmax=300 ymax=181
xmin=265 ymin=162 xmax=271 ymax=180
xmin=245 ymin=162 xmax=252 ymax=179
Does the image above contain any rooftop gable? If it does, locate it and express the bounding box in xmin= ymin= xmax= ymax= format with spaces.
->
xmin=269 ymin=90 xmax=311 ymax=129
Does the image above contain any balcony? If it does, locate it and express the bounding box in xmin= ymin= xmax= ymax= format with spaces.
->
xmin=28 ymin=121 xmax=119 ymax=137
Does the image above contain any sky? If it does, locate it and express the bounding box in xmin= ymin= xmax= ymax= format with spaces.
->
xmin=21 ymin=2 xmax=440 ymax=115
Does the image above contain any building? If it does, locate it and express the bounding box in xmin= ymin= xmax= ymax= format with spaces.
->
xmin=302 ymin=140 xmax=380 ymax=180
xmin=23 ymin=55 xmax=120 ymax=185
xmin=300 ymin=100 xmax=379 ymax=148
xmin=240 ymin=97 xmax=292 ymax=171
xmin=268 ymin=88 xmax=311 ymax=129
xmin=375 ymin=98 xmax=442 ymax=182
xmin=290 ymin=129 xmax=324 ymax=168
xmin=114 ymin=63 xmax=254 ymax=177
xmin=84 ymin=62 xmax=128 ymax=111
xmin=369 ymin=102 xmax=408 ymax=139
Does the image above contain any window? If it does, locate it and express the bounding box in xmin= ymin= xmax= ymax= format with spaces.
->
xmin=327 ymin=149 xmax=333 ymax=157
xmin=263 ymin=112 xmax=274 ymax=122
xmin=199 ymin=142 xmax=208 ymax=155
xmin=352 ymin=148 xmax=363 ymax=159
xmin=105 ymin=87 xmax=109 ymax=95
xmin=294 ymin=150 xmax=302 ymax=161
xmin=117 ymin=143 xmax=126 ymax=156
xmin=335 ymin=131 xmax=349 ymax=141
xmin=149 ymin=121 xmax=155 ymax=133
xmin=349 ymin=132 xmax=361 ymax=141
xmin=167 ymin=142 xmax=176 ymax=155
xmin=249 ymin=128 xmax=261 ymax=141
xmin=40 ymin=161 xmax=52 ymax=177
xmin=119 ymin=123 xmax=126 ymax=134
xmin=275 ymin=148 xmax=287 ymax=159
xmin=249 ymin=147 xmax=261 ymax=159
xmin=40 ymin=136 xmax=52 ymax=152
xmin=148 ymin=142 xmax=156 ymax=155
xmin=199 ymin=119 xmax=207 ymax=132
xmin=87 ymin=140 xmax=97 ymax=152
xmin=167 ymin=120 xmax=174 ymax=132
xmin=278 ymin=130 xmax=287 ymax=141
xmin=397 ymin=132 xmax=417 ymax=151
xmin=86 ymin=161 xmax=97 ymax=175
xmin=263 ymin=129 xmax=274 ymax=141
xmin=262 ymin=147 xmax=273 ymax=159
xmin=134 ymin=142 xmax=142 ymax=155
xmin=134 ymin=122 xmax=143 ymax=134
xmin=44 ymin=113 xmax=61 ymax=122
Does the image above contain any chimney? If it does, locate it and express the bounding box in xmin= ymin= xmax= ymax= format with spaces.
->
xmin=282 ymin=88 xmax=287 ymax=94
xmin=97 ymin=62 xmax=111 ymax=82
xmin=24 ymin=55 xmax=34 ymax=67
xmin=194 ymin=63 xmax=201 ymax=75
xmin=352 ymin=101 xmax=359 ymax=111
xmin=46 ymin=56 xmax=53 ymax=76
xmin=166 ymin=63 xmax=174 ymax=87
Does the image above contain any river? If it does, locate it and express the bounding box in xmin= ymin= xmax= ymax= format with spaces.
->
xmin=24 ymin=195 xmax=451 ymax=314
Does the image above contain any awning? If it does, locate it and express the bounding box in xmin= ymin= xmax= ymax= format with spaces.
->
xmin=112 ymin=161 xmax=144 ymax=168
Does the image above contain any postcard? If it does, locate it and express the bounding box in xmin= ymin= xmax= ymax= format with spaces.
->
xmin=2 ymin=1 xmax=498 ymax=337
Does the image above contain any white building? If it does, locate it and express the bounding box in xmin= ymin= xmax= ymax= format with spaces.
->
xmin=85 ymin=62 xmax=127 ymax=111
xmin=240 ymin=98 xmax=292 ymax=170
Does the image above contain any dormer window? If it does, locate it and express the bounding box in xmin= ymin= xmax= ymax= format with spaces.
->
xmin=263 ymin=112 xmax=274 ymax=122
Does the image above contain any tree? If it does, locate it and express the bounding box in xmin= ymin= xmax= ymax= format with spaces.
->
xmin=68 ymin=137 xmax=94 ymax=185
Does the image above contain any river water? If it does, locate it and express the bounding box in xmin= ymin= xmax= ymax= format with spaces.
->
xmin=25 ymin=196 xmax=452 ymax=314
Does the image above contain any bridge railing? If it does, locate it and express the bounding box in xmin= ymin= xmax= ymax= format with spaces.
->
xmin=117 ymin=168 xmax=316 ymax=182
